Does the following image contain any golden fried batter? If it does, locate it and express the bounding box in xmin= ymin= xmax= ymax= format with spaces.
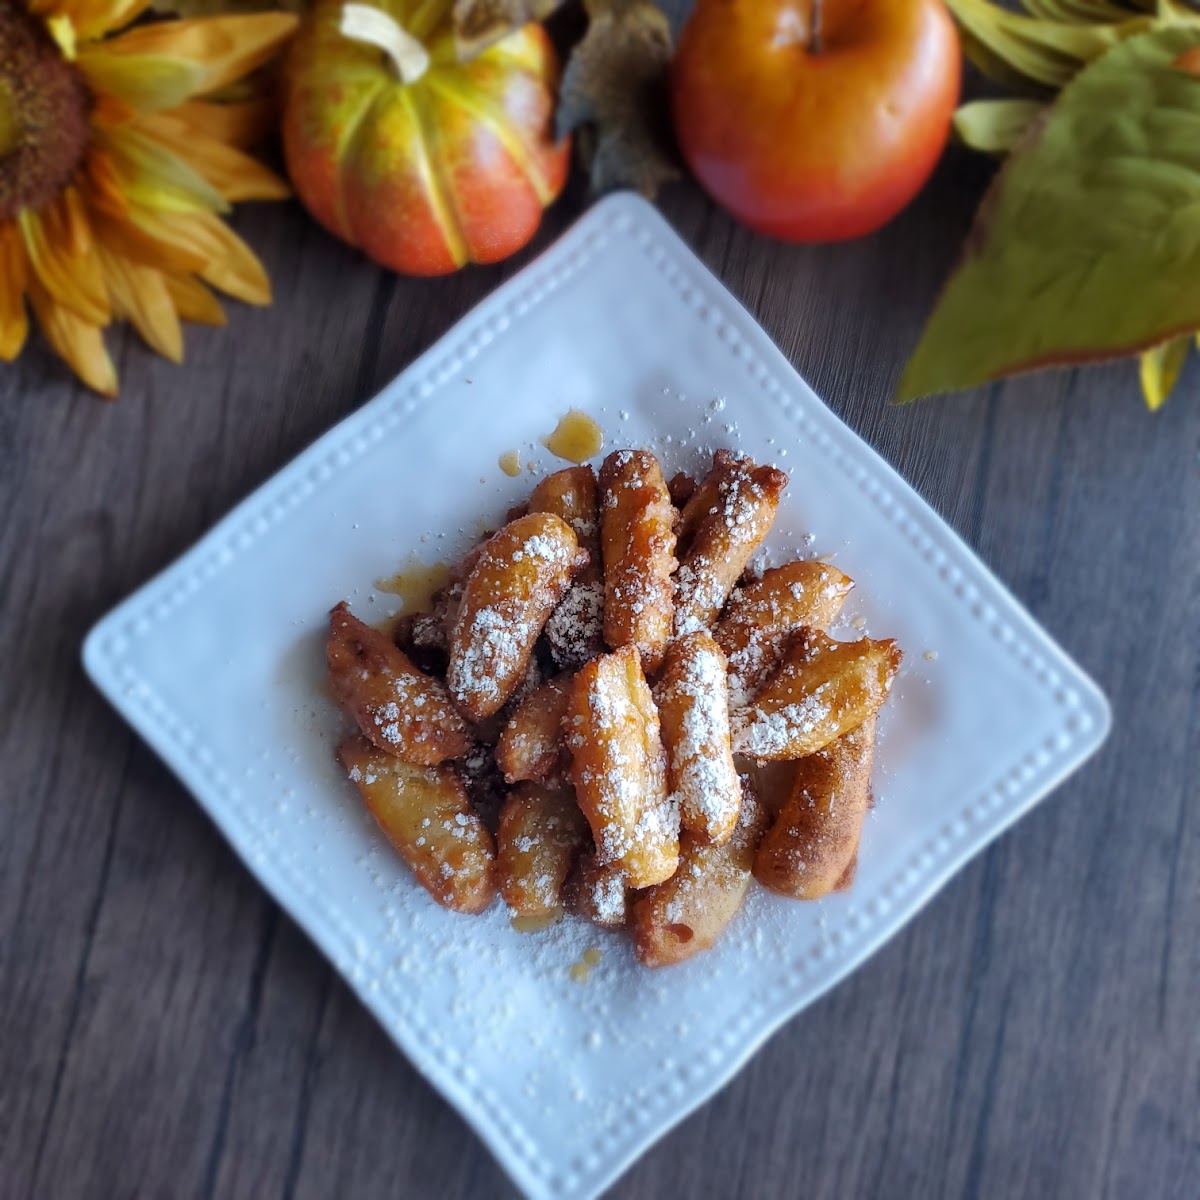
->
xmin=754 ymin=716 xmax=876 ymax=900
xmin=448 ymin=512 xmax=587 ymax=721
xmin=599 ymin=450 xmax=678 ymax=674
xmin=496 ymin=782 xmax=589 ymax=917
xmin=715 ymin=560 xmax=854 ymax=707
xmin=496 ymin=673 xmax=574 ymax=784
xmin=327 ymin=602 xmax=471 ymax=765
xmin=568 ymin=645 xmax=678 ymax=888
xmin=631 ymin=780 xmax=769 ymax=967
xmin=657 ymin=631 xmax=741 ymax=844
xmin=673 ymin=451 xmax=787 ymax=638
xmin=338 ymin=736 xmax=495 ymax=914
xmin=733 ymin=631 xmax=900 ymax=760
xmin=530 ymin=466 xmax=606 ymax=670
xmin=328 ymin=443 xmax=905 ymax=963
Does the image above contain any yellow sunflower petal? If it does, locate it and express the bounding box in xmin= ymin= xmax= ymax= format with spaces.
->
xmin=165 ymin=273 xmax=225 ymax=327
xmin=191 ymin=211 xmax=272 ymax=305
xmin=98 ymin=245 xmax=183 ymax=363
xmin=45 ymin=14 xmax=77 ymax=60
xmin=27 ymin=276 xmax=118 ymax=397
xmin=18 ymin=198 xmax=110 ymax=326
xmin=87 ymin=209 xmax=209 ymax=275
xmin=73 ymin=0 xmax=156 ymax=42
xmin=60 ymin=185 xmax=97 ymax=257
xmin=169 ymin=97 xmax=277 ymax=150
xmin=93 ymin=124 xmax=230 ymax=215
xmin=101 ymin=14 xmax=299 ymax=97
xmin=76 ymin=47 xmax=206 ymax=113
xmin=134 ymin=112 xmax=289 ymax=203
xmin=127 ymin=208 xmax=270 ymax=305
xmin=80 ymin=149 xmax=131 ymax=219
xmin=0 ymin=225 xmax=30 ymax=360
xmin=1139 ymin=336 xmax=1190 ymax=412
xmin=89 ymin=90 xmax=137 ymax=129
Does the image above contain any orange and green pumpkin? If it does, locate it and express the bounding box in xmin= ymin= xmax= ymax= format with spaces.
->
xmin=283 ymin=2 xmax=570 ymax=276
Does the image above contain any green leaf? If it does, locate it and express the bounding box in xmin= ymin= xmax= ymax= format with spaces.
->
xmin=1139 ymin=335 xmax=1191 ymax=408
xmin=946 ymin=0 xmax=1154 ymax=87
xmin=897 ymin=26 xmax=1200 ymax=403
xmin=1157 ymin=0 xmax=1200 ymax=23
xmin=958 ymin=28 xmax=1055 ymax=95
xmin=556 ymin=0 xmax=680 ymax=199
xmin=955 ymin=99 xmax=1046 ymax=153
xmin=1020 ymin=0 xmax=1137 ymax=23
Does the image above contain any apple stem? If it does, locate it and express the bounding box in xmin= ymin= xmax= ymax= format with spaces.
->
xmin=810 ymin=0 xmax=823 ymax=54
xmin=340 ymin=3 xmax=430 ymax=84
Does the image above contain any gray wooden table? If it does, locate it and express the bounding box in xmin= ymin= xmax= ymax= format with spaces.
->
xmin=3 ymin=13 xmax=1198 ymax=1196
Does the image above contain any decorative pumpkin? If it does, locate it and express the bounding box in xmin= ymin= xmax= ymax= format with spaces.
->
xmin=283 ymin=2 xmax=570 ymax=276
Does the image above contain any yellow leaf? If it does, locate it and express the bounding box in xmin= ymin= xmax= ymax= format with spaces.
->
xmin=954 ymin=99 xmax=1046 ymax=154
xmin=898 ymin=27 xmax=1200 ymax=402
xmin=1138 ymin=335 xmax=1190 ymax=409
xmin=946 ymin=0 xmax=1154 ymax=88
xmin=1021 ymin=0 xmax=1134 ymax=22
xmin=1158 ymin=0 xmax=1200 ymax=23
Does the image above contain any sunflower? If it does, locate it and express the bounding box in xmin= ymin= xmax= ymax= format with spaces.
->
xmin=0 ymin=1 xmax=297 ymax=396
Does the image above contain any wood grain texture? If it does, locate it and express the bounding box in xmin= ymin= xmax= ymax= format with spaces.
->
xmin=2 ymin=5 xmax=1198 ymax=1195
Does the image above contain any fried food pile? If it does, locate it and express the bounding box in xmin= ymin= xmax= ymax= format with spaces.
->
xmin=327 ymin=449 xmax=902 ymax=967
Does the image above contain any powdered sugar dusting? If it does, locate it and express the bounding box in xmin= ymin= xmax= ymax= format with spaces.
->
xmin=673 ymin=562 xmax=727 ymax=637
xmin=450 ymin=606 xmax=515 ymax=708
xmin=449 ymin=522 xmax=582 ymax=715
xmin=573 ymin=653 xmax=678 ymax=878
xmin=674 ymin=455 xmax=782 ymax=635
xmin=733 ymin=684 xmax=834 ymax=759
xmin=661 ymin=639 xmax=739 ymax=838
xmin=516 ymin=533 xmax=574 ymax=565
xmin=545 ymin=578 xmax=604 ymax=670
xmin=719 ymin=566 xmax=852 ymax=707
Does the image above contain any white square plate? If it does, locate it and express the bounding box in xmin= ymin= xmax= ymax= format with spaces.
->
xmin=84 ymin=194 xmax=1110 ymax=1200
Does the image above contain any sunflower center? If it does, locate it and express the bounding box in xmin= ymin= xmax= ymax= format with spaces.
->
xmin=0 ymin=6 xmax=90 ymax=220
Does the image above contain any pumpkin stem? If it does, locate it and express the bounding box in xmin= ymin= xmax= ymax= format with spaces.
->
xmin=340 ymin=4 xmax=430 ymax=85
xmin=809 ymin=0 xmax=823 ymax=54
